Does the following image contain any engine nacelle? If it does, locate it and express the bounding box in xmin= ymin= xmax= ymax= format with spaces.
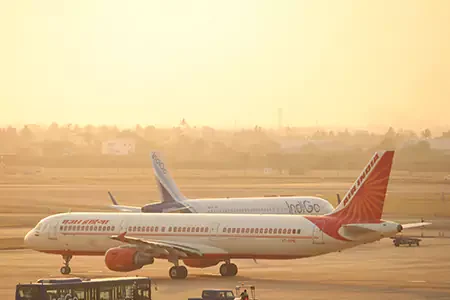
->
xmin=105 ymin=247 xmax=155 ymax=272
xmin=183 ymin=259 xmax=221 ymax=268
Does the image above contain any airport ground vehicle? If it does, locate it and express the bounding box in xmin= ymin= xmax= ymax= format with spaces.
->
xmin=188 ymin=285 xmax=256 ymax=300
xmin=188 ymin=289 xmax=237 ymax=300
xmin=391 ymin=235 xmax=421 ymax=247
xmin=16 ymin=276 xmax=151 ymax=300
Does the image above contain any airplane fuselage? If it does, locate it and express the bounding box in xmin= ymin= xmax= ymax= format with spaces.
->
xmin=25 ymin=212 xmax=396 ymax=260
xmin=139 ymin=196 xmax=334 ymax=215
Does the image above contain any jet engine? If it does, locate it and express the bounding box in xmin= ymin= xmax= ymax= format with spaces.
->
xmin=183 ymin=258 xmax=221 ymax=268
xmin=105 ymin=247 xmax=155 ymax=272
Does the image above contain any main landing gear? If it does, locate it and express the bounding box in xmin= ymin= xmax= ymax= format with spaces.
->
xmin=219 ymin=261 xmax=238 ymax=277
xmin=60 ymin=255 xmax=72 ymax=275
xmin=168 ymin=258 xmax=188 ymax=279
xmin=167 ymin=259 xmax=238 ymax=279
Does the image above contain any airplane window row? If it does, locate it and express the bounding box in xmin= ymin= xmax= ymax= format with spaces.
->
xmin=126 ymin=225 xmax=301 ymax=235
xmin=127 ymin=226 xmax=209 ymax=233
xmin=60 ymin=225 xmax=115 ymax=232
xmin=211 ymin=208 xmax=286 ymax=213
xmin=222 ymin=227 xmax=301 ymax=235
xmin=128 ymin=226 xmax=160 ymax=233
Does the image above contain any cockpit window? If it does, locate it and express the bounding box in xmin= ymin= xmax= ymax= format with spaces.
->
xmin=35 ymin=222 xmax=43 ymax=231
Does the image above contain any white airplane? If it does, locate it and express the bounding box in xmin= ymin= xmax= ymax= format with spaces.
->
xmin=25 ymin=151 xmax=430 ymax=279
xmin=107 ymin=151 xmax=335 ymax=215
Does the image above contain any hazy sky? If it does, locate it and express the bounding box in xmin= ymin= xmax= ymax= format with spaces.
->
xmin=1 ymin=1 xmax=450 ymax=130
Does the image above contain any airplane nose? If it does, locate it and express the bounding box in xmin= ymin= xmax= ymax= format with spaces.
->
xmin=24 ymin=230 xmax=34 ymax=248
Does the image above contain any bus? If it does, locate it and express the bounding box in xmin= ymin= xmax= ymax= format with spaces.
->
xmin=16 ymin=276 xmax=152 ymax=300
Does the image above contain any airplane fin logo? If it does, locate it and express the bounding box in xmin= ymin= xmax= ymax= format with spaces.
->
xmin=329 ymin=151 xmax=394 ymax=223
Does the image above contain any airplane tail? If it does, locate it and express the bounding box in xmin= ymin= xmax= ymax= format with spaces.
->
xmin=151 ymin=151 xmax=187 ymax=204
xmin=326 ymin=151 xmax=395 ymax=223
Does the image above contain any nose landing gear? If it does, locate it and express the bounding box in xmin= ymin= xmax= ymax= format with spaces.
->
xmin=60 ymin=255 xmax=72 ymax=275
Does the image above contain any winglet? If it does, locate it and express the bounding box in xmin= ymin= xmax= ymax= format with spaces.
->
xmin=117 ymin=232 xmax=127 ymax=242
xmin=108 ymin=191 xmax=119 ymax=205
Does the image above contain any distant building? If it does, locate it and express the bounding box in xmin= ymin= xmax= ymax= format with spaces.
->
xmin=101 ymin=138 xmax=136 ymax=155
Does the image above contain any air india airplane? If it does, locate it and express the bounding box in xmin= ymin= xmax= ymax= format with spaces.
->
xmin=24 ymin=151 xmax=430 ymax=279
xmin=107 ymin=151 xmax=335 ymax=215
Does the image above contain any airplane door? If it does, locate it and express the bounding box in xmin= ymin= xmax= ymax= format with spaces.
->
xmin=312 ymin=220 xmax=325 ymax=244
xmin=209 ymin=222 xmax=225 ymax=241
xmin=119 ymin=219 xmax=128 ymax=233
xmin=48 ymin=221 xmax=58 ymax=240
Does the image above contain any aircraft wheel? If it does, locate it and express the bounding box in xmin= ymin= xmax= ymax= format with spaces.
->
xmin=177 ymin=266 xmax=188 ymax=279
xmin=169 ymin=266 xmax=188 ymax=279
xmin=220 ymin=263 xmax=237 ymax=277
xmin=228 ymin=263 xmax=238 ymax=276
xmin=60 ymin=266 xmax=71 ymax=275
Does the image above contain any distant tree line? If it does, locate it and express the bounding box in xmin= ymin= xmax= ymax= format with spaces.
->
xmin=0 ymin=123 xmax=449 ymax=172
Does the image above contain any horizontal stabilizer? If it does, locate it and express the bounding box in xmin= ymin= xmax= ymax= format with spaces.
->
xmin=401 ymin=222 xmax=431 ymax=229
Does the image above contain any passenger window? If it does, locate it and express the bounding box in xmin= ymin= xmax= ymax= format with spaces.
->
xmin=205 ymin=227 xmax=209 ymax=232
xmin=60 ymin=226 xmax=64 ymax=231
xmin=259 ymin=228 xmax=263 ymax=234
xmin=297 ymin=229 xmax=301 ymax=234
xmin=111 ymin=226 xmax=115 ymax=231
xmin=168 ymin=227 xmax=172 ymax=232
xmin=107 ymin=226 xmax=111 ymax=231
xmin=94 ymin=226 xmax=97 ymax=231
xmin=269 ymin=228 xmax=273 ymax=234
xmin=160 ymin=226 xmax=164 ymax=232
xmin=155 ymin=226 xmax=159 ymax=232
xmin=236 ymin=228 xmax=240 ymax=233
xmin=264 ymin=228 xmax=268 ymax=234
xmin=187 ymin=227 xmax=191 ymax=233
xmin=287 ymin=229 xmax=291 ymax=234
xmin=278 ymin=229 xmax=282 ymax=234
xmin=183 ymin=227 xmax=187 ymax=232
xmin=133 ymin=226 xmax=136 ymax=232
xmin=282 ymin=228 xmax=287 ymax=234
xmin=250 ymin=228 xmax=254 ymax=234
xmin=150 ymin=226 xmax=154 ymax=232
xmin=223 ymin=228 xmax=227 ymax=233
xmin=232 ymin=228 xmax=236 ymax=233
xmin=245 ymin=228 xmax=250 ymax=233
xmin=195 ymin=227 xmax=199 ymax=232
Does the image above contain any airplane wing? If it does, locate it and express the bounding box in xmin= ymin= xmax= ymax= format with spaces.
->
xmin=110 ymin=232 xmax=203 ymax=257
xmin=163 ymin=206 xmax=192 ymax=213
xmin=107 ymin=192 xmax=141 ymax=212
xmin=109 ymin=205 xmax=142 ymax=212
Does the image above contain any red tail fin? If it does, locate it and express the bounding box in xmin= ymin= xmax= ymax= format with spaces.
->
xmin=328 ymin=151 xmax=395 ymax=223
